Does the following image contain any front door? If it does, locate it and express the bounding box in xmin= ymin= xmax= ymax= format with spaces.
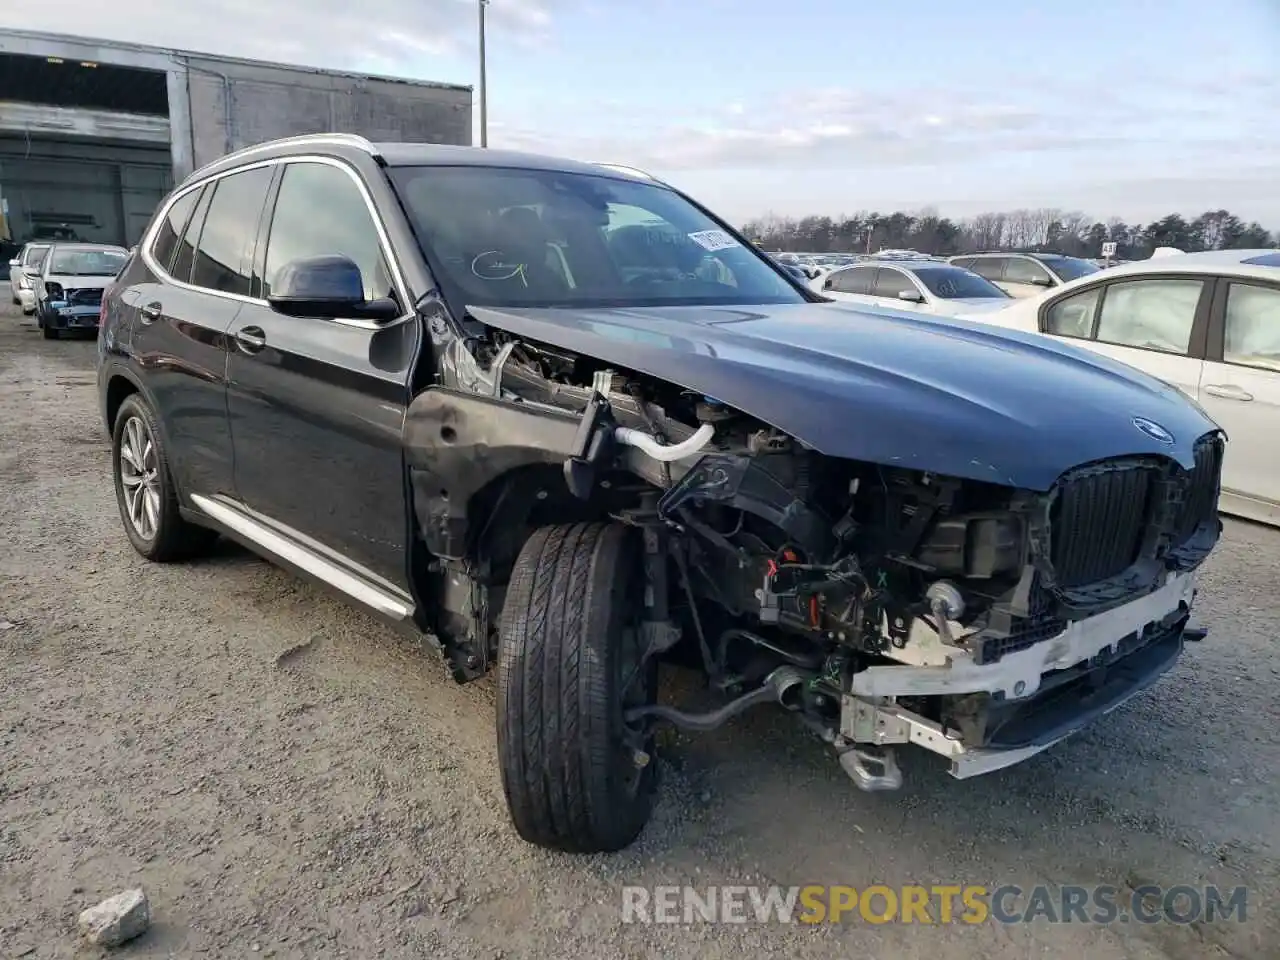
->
xmin=224 ymin=158 xmax=418 ymax=590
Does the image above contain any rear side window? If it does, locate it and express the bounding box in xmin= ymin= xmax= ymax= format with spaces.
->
xmin=191 ymin=167 xmax=274 ymax=297
xmin=150 ymin=191 xmax=199 ymax=272
xmin=171 ymin=187 xmax=211 ymax=284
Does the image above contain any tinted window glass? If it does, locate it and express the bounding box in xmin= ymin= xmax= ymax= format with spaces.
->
xmin=827 ymin=267 xmax=874 ymax=295
xmin=389 ymin=165 xmax=802 ymax=309
xmin=1004 ymin=257 xmax=1053 ymax=285
xmin=172 ymin=186 xmax=211 ymax=284
xmin=967 ymin=257 xmax=1006 ymax=281
xmin=1223 ymin=283 xmax=1280 ymax=371
xmin=912 ymin=266 xmax=1008 ymax=299
xmin=191 ymin=167 xmax=274 ymax=296
xmin=1095 ymin=279 xmax=1203 ymax=354
xmin=150 ymin=191 xmax=198 ymax=271
xmin=873 ymin=268 xmax=919 ymax=299
xmin=265 ymin=161 xmax=393 ymax=302
xmin=1039 ymin=255 xmax=1100 ymax=281
xmin=1043 ymin=287 xmax=1101 ymax=337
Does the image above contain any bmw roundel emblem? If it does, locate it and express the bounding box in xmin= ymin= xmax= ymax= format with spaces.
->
xmin=1132 ymin=417 xmax=1174 ymax=444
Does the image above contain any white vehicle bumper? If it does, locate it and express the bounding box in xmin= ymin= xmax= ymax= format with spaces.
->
xmin=839 ymin=572 xmax=1198 ymax=780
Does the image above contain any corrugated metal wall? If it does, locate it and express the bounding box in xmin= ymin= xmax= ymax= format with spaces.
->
xmin=181 ymin=56 xmax=473 ymax=172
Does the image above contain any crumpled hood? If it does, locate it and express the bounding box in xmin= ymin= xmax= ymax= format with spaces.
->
xmin=468 ymin=300 xmax=1220 ymax=490
xmin=43 ymin=273 xmax=111 ymax=289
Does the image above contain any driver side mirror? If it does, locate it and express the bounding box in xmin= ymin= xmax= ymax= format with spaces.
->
xmin=8 ymin=258 xmax=19 ymax=267
xmin=1031 ymin=274 xmax=1055 ymax=287
xmin=897 ymin=289 xmax=925 ymax=303
xmin=266 ymin=254 xmax=399 ymax=322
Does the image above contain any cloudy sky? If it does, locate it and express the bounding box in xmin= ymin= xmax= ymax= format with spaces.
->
xmin=3 ymin=0 xmax=1277 ymax=225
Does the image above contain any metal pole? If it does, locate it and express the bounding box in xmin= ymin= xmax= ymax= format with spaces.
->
xmin=478 ymin=0 xmax=489 ymax=147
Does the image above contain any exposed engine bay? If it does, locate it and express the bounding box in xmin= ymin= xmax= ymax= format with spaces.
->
xmin=406 ymin=327 xmax=1223 ymax=790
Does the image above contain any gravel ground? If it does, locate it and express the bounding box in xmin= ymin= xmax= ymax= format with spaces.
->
xmin=1 ymin=300 xmax=1277 ymax=960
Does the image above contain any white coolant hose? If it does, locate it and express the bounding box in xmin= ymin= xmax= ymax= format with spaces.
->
xmin=613 ymin=423 xmax=716 ymax=462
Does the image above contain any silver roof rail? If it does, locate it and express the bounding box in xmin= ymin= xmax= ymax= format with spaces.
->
xmin=590 ymin=162 xmax=663 ymax=183
xmin=187 ymin=133 xmax=380 ymax=182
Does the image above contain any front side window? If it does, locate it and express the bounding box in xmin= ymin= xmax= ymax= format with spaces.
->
xmin=1223 ymin=283 xmax=1280 ymax=371
xmin=827 ymin=267 xmax=875 ymax=295
xmin=1094 ymin=278 xmax=1204 ymax=354
xmin=22 ymin=244 xmax=50 ymax=268
xmin=966 ymin=257 xmax=1007 ymax=282
xmin=389 ymin=165 xmax=802 ymax=308
xmin=1004 ymin=257 xmax=1053 ymax=285
xmin=264 ymin=161 xmax=394 ymax=302
xmin=873 ymin=268 xmax=918 ymax=299
xmin=151 ymin=190 xmax=199 ymax=271
xmin=47 ymin=247 xmax=128 ymax=276
xmin=191 ymin=167 xmax=274 ymax=296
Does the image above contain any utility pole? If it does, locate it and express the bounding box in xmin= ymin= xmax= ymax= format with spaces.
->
xmin=478 ymin=0 xmax=489 ymax=147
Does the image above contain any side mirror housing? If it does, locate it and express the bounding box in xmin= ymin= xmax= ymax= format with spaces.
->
xmin=897 ymin=289 xmax=925 ymax=303
xmin=266 ymin=254 xmax=399 ymax=322
xmin=1033 ymin=274 xmax=1055 ymax=287
xmin=8 ymin=258 xmax=19 ymax=267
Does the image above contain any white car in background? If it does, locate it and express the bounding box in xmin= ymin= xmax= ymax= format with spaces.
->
xmin=814 ymin=259 xmax=1011 ymax=317
xmin=948 ymin=252 xmax=1102 ymax=298
xmin=8 ymin=242 xmax=51 ymax=314
xmin=960 ymin=249 xmax=1280 ymax=527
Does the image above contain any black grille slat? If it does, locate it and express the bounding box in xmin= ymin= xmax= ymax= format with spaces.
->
xmin=1050 ymin=465 xmax=1154 ymax=588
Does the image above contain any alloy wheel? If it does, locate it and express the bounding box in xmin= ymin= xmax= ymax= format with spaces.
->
xmin=118 ymin=415 xmax=161 ymax=540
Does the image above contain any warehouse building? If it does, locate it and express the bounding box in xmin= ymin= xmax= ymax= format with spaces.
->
xmin=0 ymin=29 xmax=472 ymax=251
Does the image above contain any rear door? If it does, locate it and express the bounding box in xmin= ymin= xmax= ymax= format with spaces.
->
xmin=1199 ymin=278 xmax=1280 ymax=519
xmin=224 ymin=157 xmax=417 ymax=590
xmin=130 ymin=164 xmax=274 ymax=498
xmin=1037 ymin=274 xmax=1210 ymax=403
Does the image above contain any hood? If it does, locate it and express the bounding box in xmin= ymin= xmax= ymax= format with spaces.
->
xmin=467 ymin=300 xmax=1219 ymax=491
xmin=44 ymin=273 xmax=111 ymax=289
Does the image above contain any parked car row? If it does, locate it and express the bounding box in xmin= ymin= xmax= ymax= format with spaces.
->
xmin=955 ymin=249 xmax=1280 ymax=526
xmin=6 ymin=241 xmax=129 ymax=338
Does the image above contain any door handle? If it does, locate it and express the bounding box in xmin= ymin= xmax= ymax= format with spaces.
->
xmin=1203 ymin=384 xmax=1253 ymax=402
xmin=139 ymin=301 xmax=162 ymax=324
xmin=234 ymin=325 xmax=267 ymax=353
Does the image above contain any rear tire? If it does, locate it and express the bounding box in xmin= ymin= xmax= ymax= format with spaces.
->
xmin=111 ymin=394 xmax=218 ymax=562
xmin=497 ymin=522 xmax=658 ymax=853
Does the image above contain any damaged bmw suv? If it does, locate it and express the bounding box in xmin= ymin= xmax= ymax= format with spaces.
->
xmin=98 ymin=134 xmax=1224 ymax=853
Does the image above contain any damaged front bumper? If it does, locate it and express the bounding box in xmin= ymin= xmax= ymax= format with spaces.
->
xmin=839 ymin=572 xmax=1200 ymax=787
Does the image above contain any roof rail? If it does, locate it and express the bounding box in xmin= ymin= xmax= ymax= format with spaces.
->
xmin=186 ymin=133 xmax=380 ymax=183
xmin=590 ymin=161 xmax=662 ymax=182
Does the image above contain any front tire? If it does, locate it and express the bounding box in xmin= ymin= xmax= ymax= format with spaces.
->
xmin=111 ymin=394 xmax=217 ymax=562
xmin=497 ymin=522 xmax=658 ymax=853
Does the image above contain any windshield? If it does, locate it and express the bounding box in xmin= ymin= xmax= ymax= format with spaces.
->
xmin=1041 ymin=256 xmax=1100 ymax=281
xmin=389 ymin=166 xmax=804 ymax=308
xmin=910 ymin=266 xmax=1009 ymax=299
xmin=48 ymin=248 xmax=127 ymax=276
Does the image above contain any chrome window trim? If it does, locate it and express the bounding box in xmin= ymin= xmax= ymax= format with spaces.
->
xmin=141 ymin=153 xmax=412 ymax=332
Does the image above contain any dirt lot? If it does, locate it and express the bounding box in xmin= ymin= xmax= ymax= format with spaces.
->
xmin=0 ymin=300 xmax=1277 ymax=959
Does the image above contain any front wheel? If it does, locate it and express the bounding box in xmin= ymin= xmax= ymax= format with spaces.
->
xmin=496 ymin=522 xmax=658 ymax=853
xmin=111 ymin=394 xmax=217 ymax=562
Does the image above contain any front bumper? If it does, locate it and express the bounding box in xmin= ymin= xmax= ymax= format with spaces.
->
xmin=43 ymin=303 xmax=100 ymax=330
xmin=840 ymin=572 xmax=1198 ymax=779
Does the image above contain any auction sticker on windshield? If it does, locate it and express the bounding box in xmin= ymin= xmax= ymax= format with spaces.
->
xmin=688 ymin=229 xmax=739 ymax=252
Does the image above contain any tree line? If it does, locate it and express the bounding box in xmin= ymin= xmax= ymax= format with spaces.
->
xmin=740 ymin=208 xmax=1276 ymax=259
